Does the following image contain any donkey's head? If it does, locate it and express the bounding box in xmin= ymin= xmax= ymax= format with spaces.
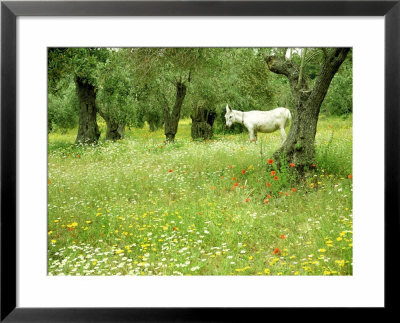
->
xmin=225 ymin=105 xmax=235 ymax=128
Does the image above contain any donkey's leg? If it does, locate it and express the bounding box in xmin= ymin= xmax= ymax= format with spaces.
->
xmin=248 ymin=128 xmax=256 ymax=142
xmin=280 ymin=127 xmax=287 ymax=143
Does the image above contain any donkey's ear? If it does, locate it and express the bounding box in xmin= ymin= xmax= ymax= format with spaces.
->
xmin=226 ymin=105 xmax=231 ymax=113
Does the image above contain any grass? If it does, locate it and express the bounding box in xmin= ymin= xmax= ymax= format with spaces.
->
xmin=48 ymin=116 xmax=352 ymax=276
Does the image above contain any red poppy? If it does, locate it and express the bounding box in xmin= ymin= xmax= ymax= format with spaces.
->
xmin=266 ymin=194 xmax=271 ymax=198
xmin=266 ymin=182 xmax=271 ymax=187
xmin=234 ymin=182 xmax=239 ymax=187
xmin=271 ymin=171 xmax=276 ymax=176
xmin=348 ymin=174 xmax=353 ymax=179
xmin=229 ymin=165 xmax=233 ymax=169
xmin=263 ymin=199 xmax=269 ymax=204
xmin=311 ymin=164 xmax=316 ymax=168
xmin=241 ymin=169 xmax=246 ymax=175
xmin=291 ymin=188 xmax=297 ymax=192
xmin=168 ymin=169 xmax=173 ymax=173
xmin=289 ymin=163 xmax=296 ymax=167
xmin=77 ymin=154 xmax=81 ymax=158
xmin=68 ymin=227 xmax=74 ymax=232
xmin=245 ymin=198 xmax=250 ymax=203
xmin=268 ymin=159 xmax=274 ymax=165
xmin=232 ymin=176 xmax=237 ymax=181
xmin=274 ymin=176 xmax=279 ymax=181
xmin=273 ymin=248 xmax=280 ymax=254
xmin=280 ymin=234 xmax=286 ymax=239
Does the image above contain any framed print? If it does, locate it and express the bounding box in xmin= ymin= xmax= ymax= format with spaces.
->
xmin=1 ymin=0 xmax=399 ymax=321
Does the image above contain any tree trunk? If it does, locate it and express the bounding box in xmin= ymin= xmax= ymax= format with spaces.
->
xmin=163 ymin=82 xmax=187 ymax=143
xmin=191 ymin=106 xmax=216 ymax=140
xmin=98 ymin=108 xmax=125 ymax=140
xmin=266 ymin=48 xmax=350 ymax=173
xmin=105 ymin=119 xmax=125 ymax=140
xmin=75 ymin=77 xmax=100 ymax=144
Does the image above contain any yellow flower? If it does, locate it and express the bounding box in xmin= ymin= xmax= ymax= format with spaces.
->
xmin=51 ymin=239 xmax=56 ymax=244
xmin=318 ymin=248 xmax=326 ymax=253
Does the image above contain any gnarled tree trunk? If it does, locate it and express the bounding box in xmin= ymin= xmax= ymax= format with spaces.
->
xmin=265 ymin=48 xmax=350 ymax=173
xmin=98 ymin=108 xmax=125 ymax=141
xmin=163 ymin=81 xmax=187 ymax=143
xmin=75 ymin=76 xmax=100 ymax=144
xmin=191 ymin=106 xmax=216 ymax=140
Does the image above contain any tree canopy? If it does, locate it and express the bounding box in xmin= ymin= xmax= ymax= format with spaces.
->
xmin=48 ymin=47 xmax=352 ymax=143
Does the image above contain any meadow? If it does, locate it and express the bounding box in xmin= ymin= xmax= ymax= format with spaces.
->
xmin=48 ymin=116 xmax=352 ymax=276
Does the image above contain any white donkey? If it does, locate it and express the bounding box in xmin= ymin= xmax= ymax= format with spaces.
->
xmin=225 ymin=105 xmax=291 ymax=142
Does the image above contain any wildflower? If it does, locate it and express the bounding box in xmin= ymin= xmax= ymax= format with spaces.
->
xmin=280 ymin=234 xmax=286 ymax=239
xmin=232 ymin=177 xmax=237 ymax=181
xmin=264 ymin=268 xmax=270 ymax=275
xmin=248 ymin=165 xmax=253 ymax=170
xmin=348 ymin=174 xmax=352 ymax=179
xmin=268 ymin=159 xmax=274 ymax=165
xmin=289 ymin=163 xmax=296 ymax=167
xmin=234 ymin=182 xmax=239 ymax=187
xmin=310 ymin=183 xmax=315 ymax=188
xmin=245 ymin=198 xmax=250 ymax=203
xmin=263 ymin=199 xmax=269 ymax=204
xmin=311 ymin=164 xmax=316 ymax=168
xmin=77 ymin=154 xmax=80 ymax=158
xmin=168 ymin=169 xmax=173 ymax=173
xmin=274 ymin=176 xmax=279 ymax=181
xmin=273 ymin=248 xmax=280 ymax=254
xmin=241 ymin=169 xmax=246 ymax=175
xmin=51 ymin=240 xmax=56 ymax=244
xmin=266 ymin=194 xmax=271 ymax=198
xmin=291 ymin=188 xmax=297 ymax=192
xmin=271 ymin=170 xmax=276 ymax=176
xmin=266 ymin=182 xmax=271 ymax=187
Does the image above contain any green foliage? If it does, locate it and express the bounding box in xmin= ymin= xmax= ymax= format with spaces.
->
xmin=321 ymin=55 xmax=353 ymax=116
xmin=96 ymin=50 xmax=136 ymax=127
xmin=48 ymin=48 xmax=109 ymax=90
xmin=48 ymin=79 xmax=78 ymax=131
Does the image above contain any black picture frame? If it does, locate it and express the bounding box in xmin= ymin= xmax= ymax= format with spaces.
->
xmin=1 ymin=0 xmax=398 ymax=321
